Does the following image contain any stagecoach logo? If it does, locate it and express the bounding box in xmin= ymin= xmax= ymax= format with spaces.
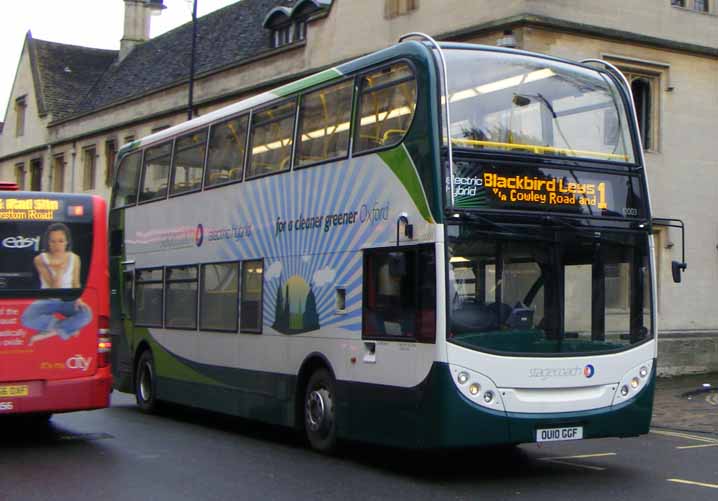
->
xmin=195 ymin=224 xmax=204 ymax=247
xmin=584 ymin=364 xmax=596 ymax=378
xmin=528 ymin=366 xmax=583 ymax=380
xmin=2 ymin=235 xmax=40 ymax=251
xmin=0 ymin=402 xmax=14 ymax=411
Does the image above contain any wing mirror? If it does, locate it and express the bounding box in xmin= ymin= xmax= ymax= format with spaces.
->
xmin=653 ymin=218 xmax=687 ymax=284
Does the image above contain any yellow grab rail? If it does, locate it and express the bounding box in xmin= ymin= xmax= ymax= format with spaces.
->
xmin=449 ymin=137 xmax=629 ymax=161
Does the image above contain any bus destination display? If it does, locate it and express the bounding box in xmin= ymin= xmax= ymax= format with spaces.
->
xmin=451 ymin=160 xmax=644 ymax=219
xmin=0 ymin=195 xmax=91 ymax=223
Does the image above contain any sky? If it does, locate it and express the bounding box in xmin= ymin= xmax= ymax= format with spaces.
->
xmin=0 ymin=0 xmax=241 ymax=120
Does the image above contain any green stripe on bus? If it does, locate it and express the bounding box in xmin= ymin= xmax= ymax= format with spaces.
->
xmin=148 ymin=337 xmax=228 ymax=388
xmin=379 ymin=145 xmax=435 ymax=223
xmin=273 ymin=68 xmax=344 ymax=98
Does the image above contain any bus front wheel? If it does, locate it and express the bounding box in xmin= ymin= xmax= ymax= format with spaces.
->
xmin=135 ymin=350 xmax=159 ymax=413
xmin=304 ymin=369 xmax=337 ymax=453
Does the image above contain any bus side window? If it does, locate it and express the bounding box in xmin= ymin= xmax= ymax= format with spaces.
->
xmin=200 ymin=262 xmax=239 ymax=331
xmin=122 ymin=269 xmax=134 ymax=319
xmin=246 ymin=100 xmax=296 ymax=179
xmin=363 ymin=245 xmax=435 ymax=342
xmin=354 ymin=63 xmax=417 ymax=154
xmin=112 ymin=151 xmax=142 ymax=208
xmin=240 ymin=260 xmax=263 ymax=333
xmin=139 ymin=142 xmax=172 ymax=203
xmin=165 ymin=265 xmax=198 ymax=329
xmin=171 ymin=129 xmax=207 ymax=195
xmin=295 ymin=79 xmax=353 ymax=167
xmin=206 ymin=115 xmax=248 ymax=187
xmin=135 ymin=268 xmax=164 ymax=327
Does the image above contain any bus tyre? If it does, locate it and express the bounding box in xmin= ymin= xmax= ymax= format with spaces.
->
xmin=304 ymin=369 xmax=337 ymax=453
xmin=135 ymin=350 xmax=159 ymax=413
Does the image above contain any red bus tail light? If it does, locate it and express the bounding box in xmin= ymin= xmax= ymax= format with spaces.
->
xmin=98 ymin=315 xmax=111 ymax=368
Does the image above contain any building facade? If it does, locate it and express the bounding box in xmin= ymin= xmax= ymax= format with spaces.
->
xmin=1 ymin=0 xmax=716 ymax=374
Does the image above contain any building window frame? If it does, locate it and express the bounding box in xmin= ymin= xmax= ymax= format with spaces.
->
xmin=671 ymin=0 xmax=711 ymax=12
xmin=604 ymin=55 xmax=667 ymax=154
xmin=15 ymin=96 xmax=26 ymax=137
xmin=52 ymin=154 xmax=65 ymax=192
xmin=385 ymin=0 xmax=419 ymax=19
xmin=82 ymin=146 xmax=97 ymax=191
xmin=105 ymin=139 xmax=117 ymax=188
xmin=15 ymin=162 xmax=25 ymax=190
xmin=30 ymin=158 xmax=42 ymax=191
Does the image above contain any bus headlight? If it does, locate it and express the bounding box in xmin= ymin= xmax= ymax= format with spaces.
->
xmin=613 ymin=360 xmax=653 ymax=405
xmin=450 ymin=365 xmax=505 ymax=411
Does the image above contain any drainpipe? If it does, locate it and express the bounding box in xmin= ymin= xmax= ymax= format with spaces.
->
xmin=70 ymin=142 xmax=77 ymax=193
xmin=46 ymin=144 xmax=52 ymax=191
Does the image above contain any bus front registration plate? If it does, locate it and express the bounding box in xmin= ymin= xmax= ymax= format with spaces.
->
xmin=0 ymin=385 xmax=29 ymax=397
xmin=536 ymin=426 xmax=583 ymax=442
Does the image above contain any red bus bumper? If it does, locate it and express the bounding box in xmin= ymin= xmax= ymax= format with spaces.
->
xmin=0 ymin=367 xmax=112 ymax=415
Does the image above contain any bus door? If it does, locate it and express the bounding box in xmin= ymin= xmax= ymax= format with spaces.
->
xmin=110 ymin=257 xmax=135 ymax=391
xmin=349 ymin=245 xmax=436 ymax=445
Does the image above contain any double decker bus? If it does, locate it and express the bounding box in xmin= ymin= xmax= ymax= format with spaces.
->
xmin=0 ymin=189 xmax=112 ymax=420
xmin=109 ymin=35 xmax=675 ymax=451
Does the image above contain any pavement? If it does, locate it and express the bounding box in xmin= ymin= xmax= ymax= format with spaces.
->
xmin=652 ymin=373 xmax=718 ymax=435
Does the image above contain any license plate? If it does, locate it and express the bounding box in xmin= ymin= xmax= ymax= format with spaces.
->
xmin=0 ymin=385 xmax=29 ymax=397
xmin=536 ymin=426 xmax=583 ymax=442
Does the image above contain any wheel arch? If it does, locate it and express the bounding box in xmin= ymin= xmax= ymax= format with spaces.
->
xmin=294 ymin=352 xmax=335 ymax=430
xmin=132 ymin=340 xmax=153 ymax=387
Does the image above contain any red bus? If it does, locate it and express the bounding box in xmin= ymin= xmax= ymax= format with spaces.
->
xmin=0 ymin=191 xmax=111 ymax=419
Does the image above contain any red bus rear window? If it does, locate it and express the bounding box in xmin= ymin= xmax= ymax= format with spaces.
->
xmin=0 ymin=194 xmax=93 ymax=298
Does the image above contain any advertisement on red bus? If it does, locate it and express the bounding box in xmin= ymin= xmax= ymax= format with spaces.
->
xmin=0 ymin=192 xmax=111 ymax=416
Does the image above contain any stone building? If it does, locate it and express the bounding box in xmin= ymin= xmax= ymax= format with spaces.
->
xmin=1 ymin=0 xmax=716 ymax=374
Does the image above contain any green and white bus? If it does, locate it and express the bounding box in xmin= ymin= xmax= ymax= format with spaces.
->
xmin=110 ymin=35 xmax=672 ymax=451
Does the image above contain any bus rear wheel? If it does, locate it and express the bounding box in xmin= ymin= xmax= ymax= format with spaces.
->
xmin=135 ymin=350 xmax=159 ymax=413
xmin=304 ymin=369 xmax=337 ymax=453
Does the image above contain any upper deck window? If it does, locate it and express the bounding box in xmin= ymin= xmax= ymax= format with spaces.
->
xmin=296 ymin=79 xmax=353 ymax=167
xmin=171 ymin=129 xmax=207 ymax=195
xmin=139 ymin=142 xmax=172 ymax=202
xmin=246 ymin=100 xmax=296 ymax=179
xmin=206 ymin=115 xmax=248 ymax=187
xmin=113 ymin=152 xmax=142 ymax=208
xmin=444 ymin=49 xmax=636 ymax=164
xmin=354 ymin=63 xmax=417 ymax=153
